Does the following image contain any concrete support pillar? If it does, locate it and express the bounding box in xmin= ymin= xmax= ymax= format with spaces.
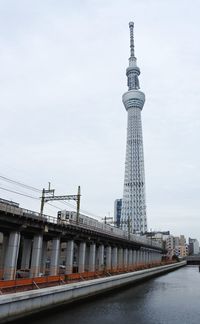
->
xmin=65 ymin=240 xmax=74 ymax=274
xmin=152 ymin=252 xmax=154 ymax=263
xmin=155 ymin=253 xmax=157 ymax=262
xmin=41 ymin=240 xmax=47 ymax=274
xmin=142 ymin=251 xmax=146 ymax=264
xmin=50 ymin=237 xmax=60 ymax=276
xmin=30 ymin=234 xmax=43 ymax=278
xmin=146 ymin=251 xmax=148 ymax=264
xmin=145 ymin=251 xmax=148 ymax=264
xmin=124 ymin=248 xmax=128 ymax=269
xmin=149 ymin=252 xmax=151 ymax=264
xmin=142 ymin=251 xmax=145 ymax=264
xmin=135 ymin=250 xmax=138 ymax=265
xmin=3 ymin=231 xmax=21 ymax=280
xmin=149 ymin=251 xmax=152 ymax=264
xmin=152 ymin=252 xmax=155 ymax=263
xmin=157 ymin=253 xmax=160 ymax=262
xmin=0 ymin=233 xmax=3 ymax=275
xmin=133 ymin=250 xmax=137 ymax=266
xmin=118 ymin=248 xmax=123 ymax=270
xmin=153 ymin=252 xmax=155 ymax=263
xmin=128 ymin=249 xmax=133 ymax=269
xmin=155 ymin=253 xmax=158 ymax=262
xmin=105 ymin=246 xmax=111 ymax=271
xmin=156 ymin=253 xmax=159 ymax=263
xmin=139 ymin=250 xmax=142 ymax=264
xmin=0 ymin=234 xmax=9 ymax=279
xmin=78 ymin=242 xmax=86 ymax=273
xmin=21 ymin=238 xmax=32 ymax=270
xmin=138 ymin=250 xmax=142 ymax=265
xmin=150 ymin=252 xmax=153 ymax=263
xmin=85 ymin=246 xmax=90 ymax=271
xmin=111 ymin=247 xmax=118 ymax=271
xmin=144 ymin=251 xmax=146 ymax=264
xmin=140 ymin=250 xmax=143 ymax=264
xmin=97 ymin=245 xmax=104 ymax=271
xmin=154 ymin=252 xmax=157 ymax=263
xmin=158 ymin=253 xmax=161 ymax=263
xmin=89 ymin=243 xmax=96 ymax=272
xmin=146 ymin=251 xmax=149 ymax=264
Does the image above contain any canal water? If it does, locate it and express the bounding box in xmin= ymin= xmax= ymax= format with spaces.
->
xmin=19 ymin=266 xmax=200 ymax=324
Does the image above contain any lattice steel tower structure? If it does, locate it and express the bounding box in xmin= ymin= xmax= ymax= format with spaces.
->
xmin=121 ymin=22 xmax=147 ymax=234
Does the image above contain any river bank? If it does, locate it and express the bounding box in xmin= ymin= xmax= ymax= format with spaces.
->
xmin=0 ymin=261 xmax=186 ymax=323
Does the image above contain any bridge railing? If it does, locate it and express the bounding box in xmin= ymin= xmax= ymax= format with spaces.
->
xmin=0 ymin=202 xmax=57 ymax=224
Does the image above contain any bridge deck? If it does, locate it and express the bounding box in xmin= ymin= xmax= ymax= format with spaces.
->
xmin=0 ymin=202 xmax=163 ymax=251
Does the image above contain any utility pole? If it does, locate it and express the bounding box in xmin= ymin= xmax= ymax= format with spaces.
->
xmin=76 ymin=186 xmax=81 ymax=224
xmin=40 ymin=183 xmax=81 ymax=223
xmin=102 ymin=216 xmax=113 ymax=224
xmin=40 ymin=182 xmax=55 ymax=216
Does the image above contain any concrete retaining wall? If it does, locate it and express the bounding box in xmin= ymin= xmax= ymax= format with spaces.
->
xmin=0 ymin=261 xmax=186 ymax=323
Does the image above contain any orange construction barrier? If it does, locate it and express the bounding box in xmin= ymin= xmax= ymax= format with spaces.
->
xmin=0 ymin=261 xmax=177 ymax=294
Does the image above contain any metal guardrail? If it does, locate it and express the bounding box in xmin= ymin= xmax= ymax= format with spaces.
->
xmin=0 ymin=261 xmax=175 ymax=294
xmin=0 ymin=203 xmax=162 ymax=249
xmin=0 ymin=203 xmax=57 ymax=224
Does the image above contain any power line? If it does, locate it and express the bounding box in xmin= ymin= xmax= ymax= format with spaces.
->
xmin=0 ymin=174 xmax=104 ymax=221
xmin=0 ymin=176 xmax=73 ymax=208
xmin=0 ymin=184 xmax=63 ymax=215
xmin=0 ymin=176 xmax=62 ymax=210
xmin=0 ymin=174 xmax=41 ymax=193
xmin=0 ymin=186 xmax=40 ymax=200
xmin=0 ymin=175 xmax=66 ymax=213
xmin=46 ymin=202 xmax=63 ymax=210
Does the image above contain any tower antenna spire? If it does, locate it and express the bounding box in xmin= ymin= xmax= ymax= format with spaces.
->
xmin=121 ymin=22 xmax=147 ymax=234
xmin=129 ymin=21 xmax=135 ymax=58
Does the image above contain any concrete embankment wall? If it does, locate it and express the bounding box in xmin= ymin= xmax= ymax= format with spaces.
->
xmin=0 ymin=261 xmax=186 ymax=323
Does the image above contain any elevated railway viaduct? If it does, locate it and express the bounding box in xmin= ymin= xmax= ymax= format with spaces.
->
xmin=0 ymin=202 xmax=163 ymax=281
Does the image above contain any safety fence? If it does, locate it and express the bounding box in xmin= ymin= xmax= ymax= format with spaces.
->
xmin=0 ymin=261 xmax=176 ymax=295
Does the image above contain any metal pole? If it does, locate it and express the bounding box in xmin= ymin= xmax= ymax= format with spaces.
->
xmin=76 ymin=186 xmax=81 ymax=224
xmin=40 ymin=188 xmax=45 ymax=216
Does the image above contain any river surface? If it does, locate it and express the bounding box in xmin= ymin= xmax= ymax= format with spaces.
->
xmin=19 ymin=266 xmax=200 ymax=324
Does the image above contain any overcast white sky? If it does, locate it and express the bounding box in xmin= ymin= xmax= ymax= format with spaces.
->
xmin=0 ymin=0 xmax=200 ymax=241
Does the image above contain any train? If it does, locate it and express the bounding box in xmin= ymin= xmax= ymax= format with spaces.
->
xmin=57 ymin=210 xmax=161 ymax=248
xmin=57 ymin=209 xmax=122 ymax=234
xmin=58 ymin=210 xmax=134 ymax=241
xmin=57 ymin=210 xmax=107 ymax=228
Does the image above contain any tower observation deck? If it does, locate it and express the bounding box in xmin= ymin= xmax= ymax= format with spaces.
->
xmin=121 ymin=22 xmax=147 ymax=234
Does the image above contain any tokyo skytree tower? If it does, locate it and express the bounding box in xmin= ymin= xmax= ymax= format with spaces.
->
xmin=121 ymin=22 xmax=147 ymax=234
